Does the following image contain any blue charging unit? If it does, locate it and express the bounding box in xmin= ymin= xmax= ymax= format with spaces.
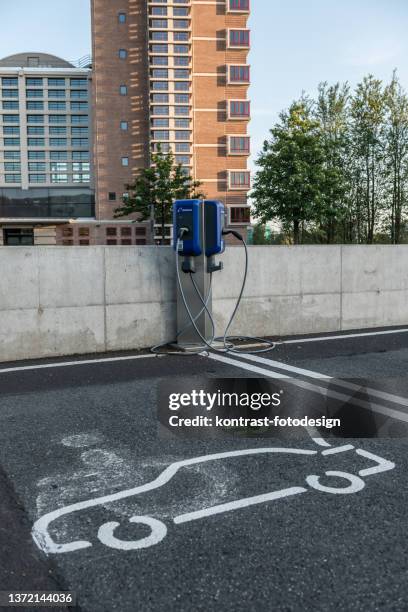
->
xmin=204 ymin=200 xmax=225 ymax=257
xmin=173 ymin=199 xmax=203 ymax=257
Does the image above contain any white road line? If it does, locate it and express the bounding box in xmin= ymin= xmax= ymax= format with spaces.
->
xmin=232 ymin=352 xmax=408 ymax=410
xmin=356 ymin=449 xmax=396 ymax=477
xmin=174 ymin=487 xmax=307 ymax=524
xmin=207 ymin=352 xmax=408 ymax=424
xmin=322 ymin=445 xmax=355 ymax=455
xmin=0 ymin=353 xmax=159 ymax=374
xmin=305 ymin=426 xmax=332 ymax=447
xmin=277 ymin=328 xmax=408 ymax=345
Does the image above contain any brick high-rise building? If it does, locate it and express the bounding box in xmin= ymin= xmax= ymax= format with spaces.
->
xmin=91 ymin=0 xmax=251 ymax=241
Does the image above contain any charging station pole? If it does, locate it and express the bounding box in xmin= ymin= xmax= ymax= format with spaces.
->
xmin=176 ymin=201 xmax=213 ymax=350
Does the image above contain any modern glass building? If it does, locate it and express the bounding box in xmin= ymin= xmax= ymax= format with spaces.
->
xmin=0 ymin=52 xmax=95 ymax=245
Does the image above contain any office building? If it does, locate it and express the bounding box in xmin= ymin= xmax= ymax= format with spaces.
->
xmin=0 ymin=52 xmax=96 ymax=245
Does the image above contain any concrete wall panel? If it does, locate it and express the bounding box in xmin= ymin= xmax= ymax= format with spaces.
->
xmin=0 ymin=245 xmax=407 ymax=363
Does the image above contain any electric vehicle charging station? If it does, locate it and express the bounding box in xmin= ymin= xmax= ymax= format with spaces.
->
xmin=173 ymin=199 xmax=225 ymax=350
xmin=165 ymin=199 xmax=275 ymax=355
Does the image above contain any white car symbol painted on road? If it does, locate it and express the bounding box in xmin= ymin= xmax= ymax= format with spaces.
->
xmin=32 ymin=442 xmax=395 ymax=555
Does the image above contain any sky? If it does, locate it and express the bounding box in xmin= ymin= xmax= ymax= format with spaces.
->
xmin=2 ymin=0 xmax=408 ymax=170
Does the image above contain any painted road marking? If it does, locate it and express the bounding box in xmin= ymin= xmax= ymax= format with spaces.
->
xmin=32 ymin=447 xmax=317 ymax=555
xmin=32 ymin=441 xmax=395 ymax=554
xmin=207 ymin=353 xmax=408 ymax=425
xmin=233 ymin=352 xmax=408 ymax=409
xmin=305 ymin=471 xmax=366 ymax=494
xmin=322 ymin=445 xmax=355 ymax=455
xmin=356 ymin=449 xmax=396 ymax=477
xmin=0 ymin=353 xmax=159 ymax=374
xmin=277 ymin=328 xmax=408 ymax=345
xmin=174 ymin=487 xmax=307 ymax=524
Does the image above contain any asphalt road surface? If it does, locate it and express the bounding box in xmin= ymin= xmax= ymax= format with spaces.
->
xmin=0 ymin=326 xmax=407 ymax=612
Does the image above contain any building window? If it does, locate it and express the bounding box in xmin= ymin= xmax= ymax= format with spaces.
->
xmin=26 ymin=77 xmax=42 ymax=86
xmin=50 ymin=151 xmax=68 ymax=160
xmin=3 ymin=115 xmax=20 ymax=123
xmin=228 ymin=136 xmax=250 ymax=155
xmin=48 ymin=89 xmax=66 ymax=98
xmin=118 ymin=12 xmax=127 ymax=23
xmin=62 ymin=240 xmax=74 ymax=246
xmin=107 ymin=240 xmax=117 ymax=245
xmin=28 ymin=151 xmax=45 ymax=160
xmin=121 ymin=227 xmax=132 ymax=237
xmin=28 ymin=162 xmax=45 ymax=172
xmin=62 ymin=227 xmax=74 ymax=237
xmin=79 ymin=228 xmax=90 ymax=237
xmin=228 ymin=65 xmax=250 ymax=84
xmin=229 ymin=0 xmax=250 ymax=10
xmin=120 ymin=85 xmax=128 ymax=96
xmin=51 ymin=174 xmax=68 ymax=183
xmin=4 ymin=174 xmax=21 ymax=183
xmin=49 ymin=114 xmax=67 ymax=123
xmin=50 ymin=162 xmax=68 ymax=172
xmin=2 ymin=77 xmax=18 ymax=87
xmin=70 ymin=78 xmax=87 ymax=87
xmin=229 ymin=100 xmax=250 ymax=119
xmin=26 ymin=101 xmax=44 ymax=110
xmin=72 ymin=151 xmax=89 ymax=160
xmin=79 ymin=240 xmax=90 ymax=246
xmin=71 ymin=89 xmax=88 ymax=99
xmin=3 ymin=101 xmax=19 ymax=110
xmin=49 ymin=78 xmax=65 ymax=86
xmin=228 ymin=171 xmax=251 ymax=190
xmin=119 ymin=49 xmax=128 ymax=59
xmin=230 ymin=207 xmax=251 ymax=224
xmin=109 ymin=192 xmax=116 ymax=201
xmin=228 ymin=29 xmax=250 ymax=48
xmin=151 ymin=56 xmax=168 ymax=66
xmin=29 ymin=174 xmax=46 ymax=183
xmin=70 ymin=101 xmax=88 ymax=111
xmin=2 ymin=89 xmax=19 ymax=98
xmin=106 ymin=227 xmax=117 ymax=236
xmin=136 ymin=227 xmax=146 ymax=236
xmin=121 ymin=157 xmax=129 ymax=166
xmin=120 ymin=121 xmax=128 ymax=131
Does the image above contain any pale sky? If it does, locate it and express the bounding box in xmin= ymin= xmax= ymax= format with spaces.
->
xmin=1 ymin=0 xmax=408 ymax=169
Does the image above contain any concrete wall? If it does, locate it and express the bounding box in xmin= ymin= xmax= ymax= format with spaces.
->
xmin=1 ymin=245 xmax=407 ymax=363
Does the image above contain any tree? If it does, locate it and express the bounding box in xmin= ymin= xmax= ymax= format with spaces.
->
xmin=252 ymin=99 xmax=326 ymax=244
xmin=114 ymin=147 xmax=204 ymax=244
xmin=314 ymin=82 xmax=351 ymax=243
xmin=350 ymin=75 xmax=387 ymax=243
xmin=384 ymin=71 xmax=408 ymax=243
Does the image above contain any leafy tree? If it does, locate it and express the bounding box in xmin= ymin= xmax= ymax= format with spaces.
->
xmin=384 ymin=71 xmax=408 ymax=243
xmin=314 ymin=82 xmax=351 ymax=243
xmin=252 ymin=99 xmax=326 ymax=244
xmin=350 ymin=75 xmax=387 ymax=243
xmin=114 ymin=146 xmax=204 ymax=244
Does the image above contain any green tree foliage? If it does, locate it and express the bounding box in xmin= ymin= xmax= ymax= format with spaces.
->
xmin=114 ymin=146 xmax=204 ymax=244
xmin=252 ymin=72 xmax=408 ymax=245
xmin=252 ymin=99 xmax=326 ymax=244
